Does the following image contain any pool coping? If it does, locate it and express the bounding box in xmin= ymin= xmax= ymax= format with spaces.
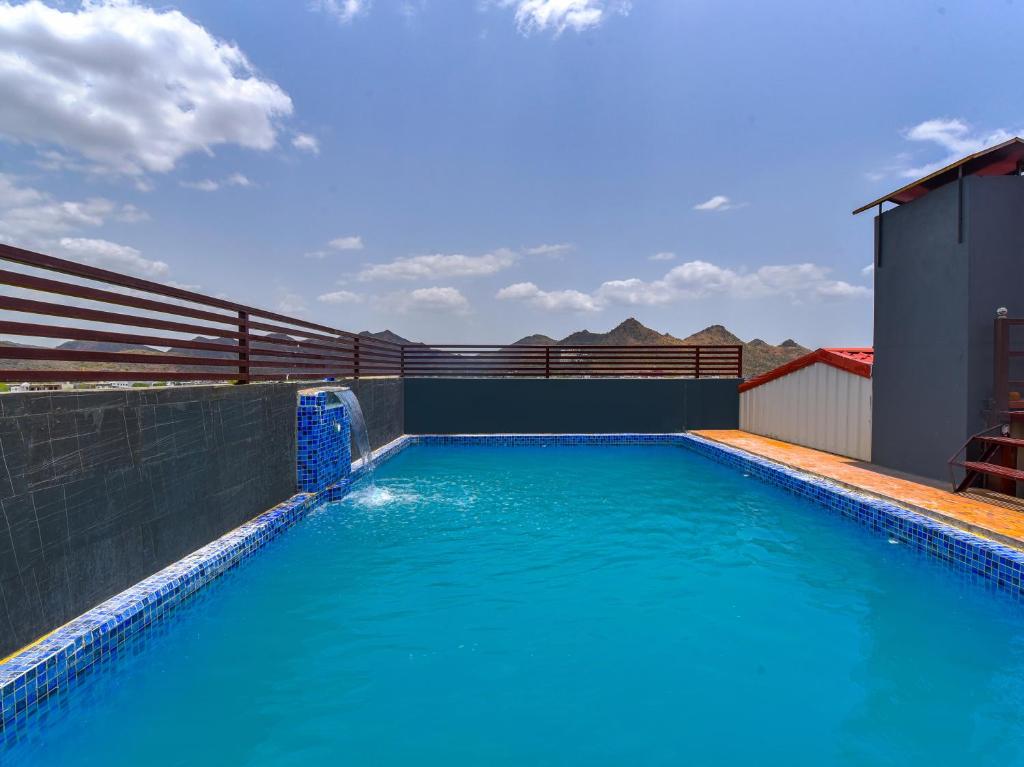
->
xmin=5 ymin=431 xmax=1024 ymax=739
xmin=680 ymin=433 xmax=1024 ymax=594
xmin=691 ymin=429 xmax=1024 ymax=552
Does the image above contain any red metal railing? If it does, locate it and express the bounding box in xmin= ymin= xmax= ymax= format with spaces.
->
xmin=0 ymin=243 xmax=742 ymax=383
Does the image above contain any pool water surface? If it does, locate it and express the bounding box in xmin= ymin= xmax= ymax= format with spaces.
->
xmin=4 ymin=444 xmax=1024 ymax=766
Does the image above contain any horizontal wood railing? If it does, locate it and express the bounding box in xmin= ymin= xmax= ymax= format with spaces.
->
xmin=0 ymin=243 xmax=742 ymax=384
xmin=398 ymin=344 xmax=742 ymax=378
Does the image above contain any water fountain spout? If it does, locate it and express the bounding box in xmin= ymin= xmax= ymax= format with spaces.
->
xmin=337 ymin=388 xmax=375 ymax=487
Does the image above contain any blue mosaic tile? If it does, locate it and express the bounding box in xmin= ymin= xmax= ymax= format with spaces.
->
xmin=678 ymin=433 xmax=1024 ymax=596
xmin=0 ymin=429 xmax=422 ymax=738
xmin=296 ymin=389 xmax=354 ymax=493
xmin=413 ymin=433 xmax=688 ymax=446
xmin=0 ymin=491 xmax=320 ymax=736
xmin=6 ymin=429 xmax=1024 ymax=741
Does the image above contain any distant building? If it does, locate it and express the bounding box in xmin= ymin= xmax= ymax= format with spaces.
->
xmin=8 ymin=382 xmax=72 ymax=393
xmin=855 ymin=137 xmax=1024 ymax=480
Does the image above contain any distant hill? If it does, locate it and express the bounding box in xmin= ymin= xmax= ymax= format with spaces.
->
xmin=359 ymin=330 xmax=412 ymax=345
xmin=558 ymin=317 xmax=678 ymax=346
xmin=513 ymin=334 xmax=558 ymax=346
xmin=676 ymin=323 xmax=743 ymax=346
xmin=58 ymin=340 xmax=161 ymax=354
xmin=512 ymin=318 xmax=809 ymax=377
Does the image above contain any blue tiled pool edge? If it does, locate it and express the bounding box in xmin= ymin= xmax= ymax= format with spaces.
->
xmin=681 ymin=433 xmax=1024 ymax=594
xmin=0 ymin=433 xmax=415 ymax=738
xmin=6 ymin=432 xmax=1024 ymax=740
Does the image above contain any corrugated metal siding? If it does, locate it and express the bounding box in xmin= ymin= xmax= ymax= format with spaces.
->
xmin=739 ymin=362 xmax=872 ymax=461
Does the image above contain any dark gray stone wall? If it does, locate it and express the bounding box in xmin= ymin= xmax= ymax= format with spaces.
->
xmin=871 ymin=182 xmax=969 ymax=480
xmin=0 ymin=378 xmax=402 ymax=657
xmin=404 ymin=378 xmax=739 ymax=434
xmin=336 ymin=378 xmax=405 ymax=452
xmin=871 ymin=175 xmax=1024 ymax=481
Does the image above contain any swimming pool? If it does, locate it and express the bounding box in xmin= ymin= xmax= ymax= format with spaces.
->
xmin=4 ymin=441 xmax=1024 ymax=765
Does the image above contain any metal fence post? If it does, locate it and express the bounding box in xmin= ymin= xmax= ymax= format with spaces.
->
xmin=994 ymin=307 xmax=1010 ymax=422
xmin=545 ymin=346 xmax=551 ymax=378
xmin=353 ymin=336 xmax=361 ymax=380
xmin=236 ymin=310 xmax=249 ymax=384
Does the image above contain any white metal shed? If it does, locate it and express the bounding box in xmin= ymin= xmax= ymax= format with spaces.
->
xmin=739 ymin=348 xmax=873 ymax=461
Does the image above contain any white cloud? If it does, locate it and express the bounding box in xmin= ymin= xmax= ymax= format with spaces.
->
xmin=0 ymin=1 xmax=294 ymax=179
xmin=498 ymin=259 xmax=871 ymax=312
xmin=57 ymin=237 xmax=168 ymax=278
xmin=498 ymin=0 xmax=629 ymax=35
xmin=180 ymin=173 xmax=252 ymax=192
xmin=292 ymin=133 xmax=320 ymax=154
xmin=900 ymin=118 xmax=1017 ymax=178
xmin=329 ymin=235 xmax=364 ymax=251
xmin=815 ymin=281 xmax=871 ymax=298
xmin=525 ymin=242 xmax=574 ymax=257
xmin=0 ymin=174 xmax=45 ymax=209
xmin=116 ymin=204 xmax=149 ymax=223
xmin=649 ymin=251 xmax=676 ymax=261
xmin=496 ymin=282 xmax=601 ymax=312
xmin=312 ymin=0 xmax=370 ymax=24
xmin=693 ymin=195 xmax=739 ymax=212
xmin=360 ymin=249 xmax=517 ymax=280
xmin=276 ymin=292 xmax=308 ymax=316
xmin=317 ymin=289 xmax=363 ymax=304
xmin=903 ymin=118 xmax=1013 ymax=157
xmin=0 ymin=173 xmax=143 ymax=245
xmin=861 ymin=263 xmax=874 ymax=277
xmin=180 ymin=179 xmax=220 ymax=192
xmin=871 ymin=118 xmax=1020 ymax=181
xmin=304 ymin=235 xmax=364 ymax=259
xmin=394 ymin=286 xmax=470 ymax=314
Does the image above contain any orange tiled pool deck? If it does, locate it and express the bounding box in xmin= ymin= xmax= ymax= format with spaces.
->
xmin=693 ymin=429 xmax=1024 ymax=550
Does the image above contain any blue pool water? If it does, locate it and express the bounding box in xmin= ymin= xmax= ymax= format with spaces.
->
xmin=5 ymin=444 xmax=1024 ymax=766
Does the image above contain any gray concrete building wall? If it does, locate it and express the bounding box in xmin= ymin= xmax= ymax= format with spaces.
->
xmin=870 ymin=181 xmax=969 ymax=480
xmin=871 ymin=175 xmax=1024 ymax=481
xmin=404 ymin=378 xmax=740 ymax=434
xmin=0 ymin=378 xmax=403 ymax=657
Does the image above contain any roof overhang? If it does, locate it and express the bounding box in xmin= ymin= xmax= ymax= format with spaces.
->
xmin=853 ymin=137 xmax=1024 ymax=215
xmin=739 ymin=347 xmax=873 ymax=392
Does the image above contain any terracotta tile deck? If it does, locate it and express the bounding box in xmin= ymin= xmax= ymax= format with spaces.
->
xmin=693 ymin=429 xmax=1024 ymax=550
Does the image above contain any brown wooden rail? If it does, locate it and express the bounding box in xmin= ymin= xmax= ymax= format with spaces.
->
xmin=0 ymin=243 xmax=742 ymax=384
xmin=398 ymin=344 xmax=742 ymax=378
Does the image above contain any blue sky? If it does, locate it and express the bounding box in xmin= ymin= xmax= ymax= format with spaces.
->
xmin=0 ymin=0 xmax=1020 ymax=346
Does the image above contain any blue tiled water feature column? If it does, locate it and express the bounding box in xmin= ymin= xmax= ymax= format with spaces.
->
xmin=296 ymin=388 xmax=352 ymax=493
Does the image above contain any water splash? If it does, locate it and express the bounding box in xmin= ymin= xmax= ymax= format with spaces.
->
xmin=337 ymin=388 xmax=375 ymax=487
xmin=346 ymin=485 xmax=417 ymax=508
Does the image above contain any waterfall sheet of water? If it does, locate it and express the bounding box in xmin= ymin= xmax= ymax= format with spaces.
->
xmin=337 ymin=389 xmax=376 ymax=486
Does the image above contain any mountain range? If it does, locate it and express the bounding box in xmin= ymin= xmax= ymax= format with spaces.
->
xmin=2 ymin=320 xmax=809 ymax=379
xmin=508 ymin=318 xmax=809 ymax=377
xmin=362 ymin=319 xmax=809 ymax=377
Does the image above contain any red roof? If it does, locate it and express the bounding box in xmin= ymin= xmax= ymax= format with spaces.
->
xmin=738 ymin=347 xmax=873 ymax=393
